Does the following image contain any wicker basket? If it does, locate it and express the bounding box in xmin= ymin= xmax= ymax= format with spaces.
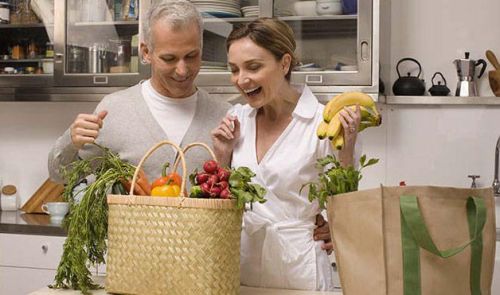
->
xmin=106 ymin=141 xmax=243 ymax=295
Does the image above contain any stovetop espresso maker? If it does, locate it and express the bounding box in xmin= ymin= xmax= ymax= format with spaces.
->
xmin=453 ymin=52 xmax=487 ymax=97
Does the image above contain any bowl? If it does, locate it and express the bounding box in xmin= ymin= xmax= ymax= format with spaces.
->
xmin=316 ymin=0 xmax=343 ymax=16
xmin=293 ymin=1 xmax=317 ymax=17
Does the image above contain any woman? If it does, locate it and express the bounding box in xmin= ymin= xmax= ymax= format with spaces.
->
xmin=211 ymin=18 xmax=361 ymax=291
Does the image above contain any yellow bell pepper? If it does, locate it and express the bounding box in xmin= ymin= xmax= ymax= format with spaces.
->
xmin=151 ymin=184 xmax=181 ymax=197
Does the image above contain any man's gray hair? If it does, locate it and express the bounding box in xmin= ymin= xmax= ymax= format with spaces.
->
xmin=142 ymin=0 xmax=204 ymax=50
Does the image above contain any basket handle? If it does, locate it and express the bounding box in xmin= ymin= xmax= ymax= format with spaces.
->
xmin=172 ymin=142 xmax=218 ymax=174
xmin=130 ymin=140 xmax=187 ymax=197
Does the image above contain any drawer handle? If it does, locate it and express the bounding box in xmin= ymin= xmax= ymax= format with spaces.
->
xmin=41 ymin=244 xmax=48 ymax=253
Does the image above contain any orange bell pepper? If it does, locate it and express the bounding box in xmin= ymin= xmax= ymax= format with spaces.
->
xmin=152 ymin=162 xmax=182 ymax=189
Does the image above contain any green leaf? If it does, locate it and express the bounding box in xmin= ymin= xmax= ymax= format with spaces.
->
xmin=236 ymin=166 xmax=255 ymax=179
xmin=364 ymin=158 xmax=379 ymax=167
xmin=189 ymin=169 xmax=198 ymax=186
xmin=359 ymin=154 xmax=367 ymax=167
xmin=229 ymin=173 xmax=245 ymax=188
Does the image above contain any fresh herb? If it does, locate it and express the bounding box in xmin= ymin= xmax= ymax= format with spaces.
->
xmin=301 ymin=154 xmax=378 ymax=209
xmin=228 ymin=167 xmax=267 ymax=209
xmin=50 ymin=144 xmax=136 ymax=294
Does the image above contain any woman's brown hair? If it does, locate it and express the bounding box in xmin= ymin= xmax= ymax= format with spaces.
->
xmin=226 ymin=18 xmax=298 ymax=81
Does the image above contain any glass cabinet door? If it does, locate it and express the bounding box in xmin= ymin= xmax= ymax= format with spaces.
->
xmin=195 ymin=0 xmax=374 ymax=91
xmin=0 ymin=0 xmax=55 ymax=87
xmin=53 ymin=0 xmax=150 ymax=86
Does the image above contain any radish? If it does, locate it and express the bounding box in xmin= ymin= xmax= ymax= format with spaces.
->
xmin=217 ymin=168 xmax=231 ymax=181
xmin=203 ymin=160 xmax=219 ymax=174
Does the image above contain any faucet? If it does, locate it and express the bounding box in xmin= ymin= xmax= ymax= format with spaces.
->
xmin=493 ymin=135 xmax=500 ymax=195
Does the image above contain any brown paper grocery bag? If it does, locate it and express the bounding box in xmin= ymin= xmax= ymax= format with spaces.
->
xmin=326 ymin=186 xmax=496 ymax=295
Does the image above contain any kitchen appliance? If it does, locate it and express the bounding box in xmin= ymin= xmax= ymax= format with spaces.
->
xmin=392 ymin=57 xmax=426 ymax=96
xmin=453 ymin=52 xmax=487 ymax=97
xmin=428 ymin=72 xmax=450 ymax=96
xmin=486 ymin=49 xmax=500 ymax=97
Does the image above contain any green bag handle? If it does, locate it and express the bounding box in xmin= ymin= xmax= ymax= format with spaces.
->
xmin=400 ymin=195 xmax=486 ymax=295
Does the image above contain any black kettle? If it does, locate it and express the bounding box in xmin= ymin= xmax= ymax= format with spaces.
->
xmin=428 ymin=72 xmax=451 ymax=96
xmin=392 ymin=57 xmax=426 ymax=96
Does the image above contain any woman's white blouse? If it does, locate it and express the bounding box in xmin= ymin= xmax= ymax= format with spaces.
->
xmin=230 ymin=85 xmax=338 ymax=291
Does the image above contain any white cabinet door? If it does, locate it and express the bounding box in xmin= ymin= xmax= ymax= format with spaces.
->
xmin=0 ymin=234 xmax=65 ymax=269
xmin=0 ymin=266 xmax=56 ymax=295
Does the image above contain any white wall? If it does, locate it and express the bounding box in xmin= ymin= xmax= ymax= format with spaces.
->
xmin=0 ymin=102 xmax=97 ymax=204
xmin=358 ymin=0 xmax=500 ymax=190
xmin=2 ymin=0 xmax=500 ymax=206
xmin=388 ymin=0 xmax=500 ymax=97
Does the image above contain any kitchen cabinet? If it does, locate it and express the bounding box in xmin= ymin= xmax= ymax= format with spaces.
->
xmin=0 ymin=0 xmax=380 ymax=100
xmin=0 ymin=232 xmax=106 ymax=295
xmin=199 ymin=0 xmax=379 ymax=96
xmin=0 ymin=233 xmax=65 ymax=295
xmin=0 ymin=0 xmax=151 ymax=89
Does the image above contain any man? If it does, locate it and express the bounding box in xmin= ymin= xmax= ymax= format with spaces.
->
xmin=48 ymin=0 xmax=230 ymax=184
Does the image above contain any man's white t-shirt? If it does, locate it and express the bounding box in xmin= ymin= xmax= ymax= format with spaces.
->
xmin=141 ymin=80 xmax=198 ymax=145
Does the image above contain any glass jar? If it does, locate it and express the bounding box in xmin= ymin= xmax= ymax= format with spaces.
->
xmin=1 ymin=184 xmax=19 ymax=211
xmin=45 ymin=42 xmax=54 ymax=58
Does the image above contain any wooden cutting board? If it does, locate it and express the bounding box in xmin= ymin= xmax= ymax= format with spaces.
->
xmin=488 ymin=70 xmax=500 ymax=97
xmin=21 ymin=178 xmax=64 ymax=214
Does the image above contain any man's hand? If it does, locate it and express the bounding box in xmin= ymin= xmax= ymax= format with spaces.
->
xmin=314 ymin=214 xmax=334 ymax=255
xmin=70 ymin=110 xmax=108 ymax=149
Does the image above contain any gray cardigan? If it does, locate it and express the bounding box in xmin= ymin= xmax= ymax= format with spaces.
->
xmin=48 ymin=83 xmax=231 ymax=184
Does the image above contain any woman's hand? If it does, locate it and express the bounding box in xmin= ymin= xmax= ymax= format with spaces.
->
xmin=337 ymin=105 xmax=361 ymax=167
xmin=211 ymin=115 xmax=240 ymax=167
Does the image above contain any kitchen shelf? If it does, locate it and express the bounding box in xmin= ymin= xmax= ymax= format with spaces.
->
xmin=0 ymin=58 xmax=53 ymax=63
xmin=202 ymin=15 xmax=357 ymax=23
xmin=382 ymin=95 xmax=500 ymax=105
xmin=279 ymin=15 xmax=358 ymax=21
xmin=72 ymin=20 xmax=138 ymax=27
xmin=0 ymin=23 xmax=49 ymax=28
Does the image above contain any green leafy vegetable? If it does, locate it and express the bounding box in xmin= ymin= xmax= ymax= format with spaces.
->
xmin=228 ymin=167 xmax=267 ymax=209
xmin=50 ymin=144 xmax=136 ymax=294
xmin=301 ymin=154 xmax=378 ymax=209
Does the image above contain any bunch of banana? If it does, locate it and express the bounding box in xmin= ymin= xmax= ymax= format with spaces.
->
xmin=316 ymin=92 xmax=382 ymax=150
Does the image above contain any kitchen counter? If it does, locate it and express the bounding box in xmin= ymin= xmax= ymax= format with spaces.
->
xmin=29 ymin=286 xmax=342 ymax=295
xmin=0 ymin=210 xmax=66 ymax=236
xmin=29 ymin=276 xmax=342 ymax=295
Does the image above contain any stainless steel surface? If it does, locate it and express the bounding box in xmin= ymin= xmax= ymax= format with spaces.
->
xmin=195 ymin=0 xmax=379 ymax=95
xmin=493 ymin=135 xmax=500 ymax=196
xmin=454 ymin=52 xmax=486 ymax=97
xmin=468 ymin=175 xmax=480 ymax=188
xmin=53 ymin=0 xmax=151 ymax=86
xmin=382 ymin=95 xmax=500 ymax=105
xmin=0 ymin=0 xmax=380 ymax=100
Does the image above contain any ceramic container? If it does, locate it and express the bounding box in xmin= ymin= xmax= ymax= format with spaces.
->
xmin=316 ymin=0 xmax=342 ymax=16
xmin=293 ymin=1 xmax=317 ymax=16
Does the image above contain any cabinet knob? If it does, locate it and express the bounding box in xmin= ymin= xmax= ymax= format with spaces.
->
xmin=41 ymin=244 xmax=48 ymax=253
